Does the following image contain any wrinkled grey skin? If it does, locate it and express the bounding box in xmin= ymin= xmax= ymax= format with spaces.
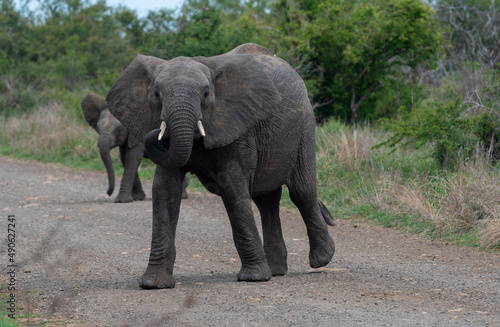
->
xmin=81 ymin=92 xmax=188 ymax=202
xmin=107 ymin=43 xmax=335 ymax=289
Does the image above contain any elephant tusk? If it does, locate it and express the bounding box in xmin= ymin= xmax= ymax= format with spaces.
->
xmin=158 ymin=121 xmax=167 ymax=141
xmin=197 ymin=120 xmax=206 ymax=137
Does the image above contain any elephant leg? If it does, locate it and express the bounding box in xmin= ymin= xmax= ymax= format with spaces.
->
xmin=132 ymin=172 xmax=146 ymax=201
xmin=116 ymin=144 xmax=145 ymax=202
xmin=253 ymin=188 xmax=288 ymax=276
xmin=287 ymin=131 xmax=335 ymax=268
xmin=287 ymin=177 xmax=335 ymax=268
xmin=222 ymin=193 xmax=272 ymax=282
xmin=217 ymin=165 xmax=271 ymax=282
xmin=140 ymin=166 xmax=186 ymax=289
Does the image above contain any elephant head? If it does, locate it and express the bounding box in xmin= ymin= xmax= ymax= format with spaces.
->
xmin=106 ymin=49 xmax=282 ymax=169
xmin=81 ymin=92 xmax=135 ymax=196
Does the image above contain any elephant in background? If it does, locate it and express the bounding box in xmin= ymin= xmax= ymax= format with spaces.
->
xmin=106 ymin=43 xmax=335 ymax=289
xmin=81 ymin=92 xmax=189 ymax=202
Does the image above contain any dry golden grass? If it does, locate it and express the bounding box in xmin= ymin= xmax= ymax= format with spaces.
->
xmin=435 ymin=161 xmax=500 ymax=247
xmin=335 ymin=128 xmax=375 ymax=169
xmin=373 ymin=175 xmax=440 ymax=221
xmin=479 ymin=220 xmax=500 ymax=248
xmin=437 ymin=165 xmax=497 ymax=228
xmin=317 ymin=123 xmax=376 ymax=170
xmin=0 ymin=102 xmax=95 ymax=157
xmin=373 ymin=158 xmax=500 ymax=248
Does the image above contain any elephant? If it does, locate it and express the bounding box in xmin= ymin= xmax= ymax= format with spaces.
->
xmin=106 ymin=43 xmax=335 ymax=289
xmin=81 ymin=92 xmax=189 ymax=202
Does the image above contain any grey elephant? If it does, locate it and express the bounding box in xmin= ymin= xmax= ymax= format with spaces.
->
xmin=81 ymin=92 xmax=189 ymax=202
xmin=106 ymin=43 xmax=335 ymax=288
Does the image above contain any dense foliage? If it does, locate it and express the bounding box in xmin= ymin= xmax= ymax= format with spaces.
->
xmin=378 ymin=101 xmax=500 ymax=167
xmin=275 ymin=0 xmax=443 ymax=122
xmin=0 ymin=0 xmax=140 ymax=116
xmin=379 ymin=61 xmax=500 ymax=168
xmin=1 ymin=0 xmax=443 ymax=122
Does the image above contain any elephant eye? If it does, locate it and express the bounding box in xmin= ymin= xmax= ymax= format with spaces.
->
xmin=154 ymin=90 xmax=160 ymax=99
xmin=203 ymin=88 xmax=209 ymax=98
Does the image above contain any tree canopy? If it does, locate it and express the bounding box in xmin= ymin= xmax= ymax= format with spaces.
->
xmin=1 ymin=0 xmax=492 ymax=123
xmin=296 ymin=0 xmax=443 ymax=123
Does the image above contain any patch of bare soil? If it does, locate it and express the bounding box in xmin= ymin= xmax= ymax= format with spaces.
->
xmin=0 ymin=156 xmax=499 ymax=326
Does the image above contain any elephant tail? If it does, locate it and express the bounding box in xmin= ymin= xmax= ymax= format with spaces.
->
xmin=319 ymin=201 xmax=335 ymax=226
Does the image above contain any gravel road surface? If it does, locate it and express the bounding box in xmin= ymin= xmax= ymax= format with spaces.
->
xmin=0 ymin=156 xmax=499 ymax=326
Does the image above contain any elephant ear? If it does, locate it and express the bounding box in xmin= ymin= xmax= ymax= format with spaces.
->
xmin=106 ymin=54 xmax=166 ymax=143
xmin=81 ymin=92 xmax=107 ymax=132
xmin=193 ymin=54 xmax=282 ymax=149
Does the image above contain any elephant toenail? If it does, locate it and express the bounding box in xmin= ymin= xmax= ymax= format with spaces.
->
xmin=252 ymin=274 xmax=261 ymax=281
xmin=141 ymin=280 xmax=154 ymax=288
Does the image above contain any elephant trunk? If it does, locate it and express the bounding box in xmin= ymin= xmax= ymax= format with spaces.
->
xmin=145 ymin=104 xmax=196 ymax=170
xmin=98 ymin=135 xmax=115 ymax=196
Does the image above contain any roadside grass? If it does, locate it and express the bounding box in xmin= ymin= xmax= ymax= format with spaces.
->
xmin=0 ymin=289 xmax=81 ymax=326
xmin=0 ymin=101 xmax=158 ymax=182
xmin=315 ymin=120 xmax=500 ymax=250
xmin=1 ymin=101 xmax=499 ymax=250
xmin=0 ymin=316 xmax=18 ymax=327
xmin=0 ymin=290 xmax=19 ymax=327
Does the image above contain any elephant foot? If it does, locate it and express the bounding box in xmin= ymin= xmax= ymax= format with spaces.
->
xmin=140 ymin=265 xmax=176 ymax=289
xmin=269 ymin=263 xmax=288 ymax=276
xmin=237 ymin=263 xmax=272 ymax=282
xmin=265 ymin=251 xmax=288 ymax=276
xmin=114 ymin=194 xmax=133 ymax=203
xmin=181 ymin=190 xmax=189 ymax=199
xmin=309 ymin=235 xmax=335 ymax=268
xmin=133 ymin=190 xmax=146 ymax=201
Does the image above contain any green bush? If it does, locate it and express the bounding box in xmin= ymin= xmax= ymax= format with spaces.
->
xmin=378 ymin=100 xmax=500 ymax=168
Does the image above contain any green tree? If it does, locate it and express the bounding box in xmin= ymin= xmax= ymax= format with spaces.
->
xmin=0 ymin=0 xmax=36 ymax=74
xmin=378 ymin=99 xmax=500 ymax=167
xmin=141 ymin=0 xmax=272 ymax=59
xmin=0 ymin=0 xmax=146 ymax=115
xmin=0 ymin=0 xmax=42 ymax=114
xmin=272 ymin=0 xmax=443 ymax=123
xmin=32 ymin=0 xmax=140 ymax=88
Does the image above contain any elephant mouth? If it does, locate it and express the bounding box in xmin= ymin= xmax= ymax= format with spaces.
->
xmin=156 ymin=131 xmax=171 ymax=149
xmin=144 ymin=119 xmax=206 ymax=170
xmin=144 ymin=128 xmax=184 ymax=169
xmin=157 ymin=120 xmax=206 ymax=142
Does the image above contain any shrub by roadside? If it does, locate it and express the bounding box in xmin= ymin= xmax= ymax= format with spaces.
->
xmin=316 ymin=120 xmax=500 ymax=250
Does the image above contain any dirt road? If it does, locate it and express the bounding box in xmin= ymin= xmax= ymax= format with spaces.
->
xmin=0 ymin=156 xmax=499 ymax=326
